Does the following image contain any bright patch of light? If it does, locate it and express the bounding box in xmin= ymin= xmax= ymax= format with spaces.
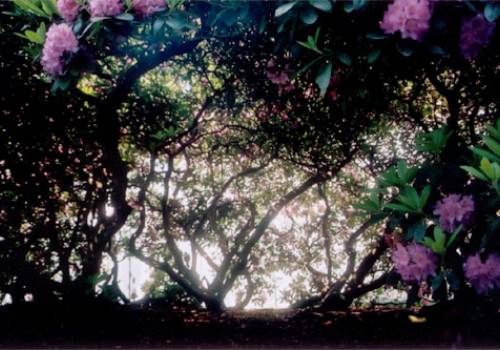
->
xmin=105 ymin=205 xmax=115 ymax=217
xmin=118 ymin=256 xmax=152 ymax=301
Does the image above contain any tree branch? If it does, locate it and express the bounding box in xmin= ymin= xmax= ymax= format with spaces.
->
xmin=317 ymin=184 xmax=333 ymax=282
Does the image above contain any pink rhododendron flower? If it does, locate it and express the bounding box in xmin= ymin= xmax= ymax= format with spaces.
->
xmin=464 ymin=253 xmax=500 ymax=294
xmin=392 ymin=243 xmax=438 ymax=283
xmin=433 ymin=194 xmax=474 ymax=232
xmin=89 ymin=0 xmax=123 ymax=18
xmin=303 ymin=86 xmax=315 ymax=99
xmin=41 ymin=23 xmax=79 ymax=77
xmin=459 ymin=14 xmax=496 ymax=60
xmin=384 ymin=232 xmax=402 ymax=249
xmin=57 ymin=0 xmax=80 ymax=22
xmin=266 ymin=59 xmax=290 ymax=85
xmin=328 ymin=74 xmax=341 ymax=101
xmin=132 ymin=0 xmax=166 ymax=18
xmin=329 ymin=90 xmax=339 ymax=101
xmin=266 ymin=71 xmax=289 ymax=85
xmin=380 ymin=0 xmax=433 ymax=41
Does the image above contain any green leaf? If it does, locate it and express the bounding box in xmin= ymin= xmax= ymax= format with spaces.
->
xmin=165 ymin=16 xmax=187 ymax=30
xmin=314 ymin=26 xmax=321 ymax=43
xmin=12 ymin=0 xmax=49 ymax=17
xmin=37 ymin=22 xmax=46 ymax=38
xmin=486 ymin=124 xmax=500 ymax=140
xmin=344 ymin=0 xmax=366 ymax=13
xmin=423 ymin=227 xmax=447 ymax=254
xmin=446 ymin=225 xmax=462 ymax=249
xmin=396 ymin=160 xmax=417 ymax=183
xmin=484 ymin=136 xmax=500 ymax=157
xmin=396 ymin=193 xmax=415 ymax=210
xmin=315 ymin=62 xmax=332 ymax=98
xmin=292 ymin=55 xmax=322 ymax=78
xmin=297 ymin=28 xmax=322 ymax=54
xmin=432 ymin=226 xmax=446 ymax=254
xmin=378 ymin=166 xmax=406 ymax=188
xmin=153 ymin=18 xmax=164 ymax=34
xmin=366 ymin=32 xmax=389 ymax=40
xmin=167 ymin=0 xmax=184 ymax=10
xmin=431 ymin=274 xmax=443 ymax=291
xmin=397 ymin=160 xmax=408 ymax=180
xmin=277 ymin=15 xmax=290 ymax=33
xmin=336 ymin=51 xmax=351 ymax=66
xmin=275 ymin=1 xmax=297 ymax=17
xmin=51 ymin=78 xmax=70 ymax=93
xmin=384 ymin=203 xmax=412 ymax=213
xmin=14 ymin=32 xmax=30 ymax=41
xmin=428 ymin=45 xmax=445 ymax=55
xmin=297 ymin=38 xmax=322 ymax=54
xmin=399 ymin=186 xmax=419 ymax=210
xmin=297 ymin=40 xmax=313 ymax=50
xmin=492 ymin=162 xmax=500 ymax=182
xmin=209 ymin=8 xmax=228 ymax=26
xmin=471 ymin=147 xmax=500 ymax=163
xmin=460 ymin=166 xmax=488 ymax=181
xmin=308 ymin=0 xmax=332 ymax=13
xmin=115 ymin=13 xmax=134 ymax=21
xmin=90 ymin=273 xmax=108 ymax=285
xmin=258 ymin=16 xmax=266 ymax=34
xmin=222 ymin=11 xmax=238 ymax=27
xmin=24 ymin=30 xmax=44 ymax=44
xmin=23 ymin=45 xmax=42 ymax=61
xmin=405 ymin=223 xmax=426 ymax=242
xmin=352 ymin=0 xmax=367 ymax=10
xmin=308 ymin=35 xmax=316 ymax=47
xmin=416 ymin=127 xmax=452 ymax=155
xmin=152 ymin=131 xmax=165 ymax=140
xmin=355 ymin=191 xmax=385 ymax=214
xmin=433 ymin=226 xmax=445 ymax=242
xmin=445 ymin=271 xmax=460 ymax=291
xmin=484 ymin=3 xmax=500 ymax=22
xmin=480 ymin=158 xmax=494 ymax=180
xmin=419 ymin=185 xmax=431 ymax=209
xmin=396 ymin=41 xmax=414 ymax=57
xmin=343 ymin=1 xmax=354 ymax=13
xmin=73 ymin=18 xmax=84 ymax=33
xmin=41 ymin=0 xmax=57 ymax=17
xmin=406 ymin=187 xmax=420 ymax=210
xmin=300 ymin=7 xmax=318 ymax=25
xmin=406 ymin=169 xmax=418 ymax=183
xmin=367 ymin=49 xmax=381 ymax=64
xmin=355 ymin=203 xmax=374 ymax=212
xmin=463 ymin=0 xmax=477 ymax=12
xmin=422 ymin=237 xmax=434 ymax=249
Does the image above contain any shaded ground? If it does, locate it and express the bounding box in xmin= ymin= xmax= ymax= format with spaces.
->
xmin=0 ymin=302 xmax=498 ymax=348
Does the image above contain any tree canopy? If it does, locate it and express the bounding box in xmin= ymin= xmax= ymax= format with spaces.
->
xmin=1 ymin=0 xmax=499 ymax=312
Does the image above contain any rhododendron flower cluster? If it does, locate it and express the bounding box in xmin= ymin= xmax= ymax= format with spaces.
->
xmin=41 ymin=23 xmax=79 ymax=77
xmin=132 ymin=0 xmax=166 ymax=18
xmin=266 ymin=59 xmax=290 ymax=85
xmin=463 ymin=253 xmax=500 ymax=294
xmin=459 ymin=14 xmax=496 ymax=60
xmin=380 ymin=0 xmax=433 ymax=41
xmin=89 ymin=0 xmax=123 ymax=18
xmin=266 ymin=59 xmax=295 ymax=94
xmin=392 ymin=243 xmax=438 ymax=283
xmin=328 ymin=74 xmax=341 ymax=102
xmin=433 ymin=194 xmax=474 ymax=232
xmin=57 ymin=0 xmax=79 ymax=22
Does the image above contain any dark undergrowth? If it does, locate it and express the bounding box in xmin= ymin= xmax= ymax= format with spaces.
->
xmin=0 ymin=301 xmax=498 ymax=348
